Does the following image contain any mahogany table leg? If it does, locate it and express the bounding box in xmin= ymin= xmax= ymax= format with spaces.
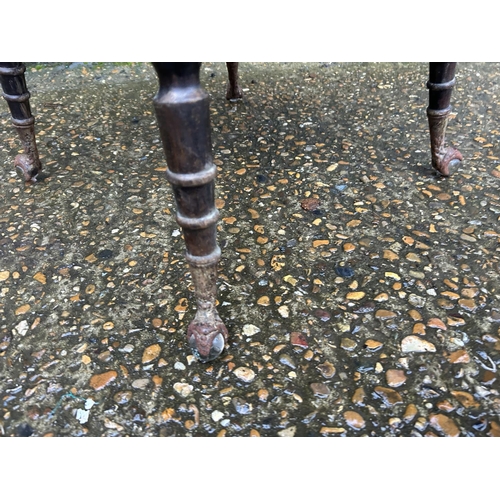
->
xmin=226 ymin=62 xmax=243 ymax=100
xmin=427 ymin=62 xmax=463 ymax=176
xmin=152 ymin=62 xmax=228 ymax=363
xmin=0 ymin=62 xmax=42 ymax=181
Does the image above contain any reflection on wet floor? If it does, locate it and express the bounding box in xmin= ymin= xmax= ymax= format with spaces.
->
xmin=0 ymin=62 xmax=499 ymax=436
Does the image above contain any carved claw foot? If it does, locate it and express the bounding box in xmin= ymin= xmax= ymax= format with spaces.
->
xmin=225 ymin=82 xmax=243 ymax=101
xmin=427 ymin=105 xmax=462 ymax=177
xmin=432 ymin=147 xmax=463 ymax=177
xmin=187 ymin=307 xmax=228 ymax=363
xmin=13 ymin=121 xmax=42 ymax=182
xmin=14 ymin=153 xmax=41 ymax=182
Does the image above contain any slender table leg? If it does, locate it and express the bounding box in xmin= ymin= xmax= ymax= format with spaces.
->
xmin=0 ymin=62 xmax=42 ymax=181
xmin=152 ymin=62 xmax=228 ymax=363
xmin=226 ymin=62 xmax=243 ymax=100
xmin=427 ymin=62 xmax=463 ymax=176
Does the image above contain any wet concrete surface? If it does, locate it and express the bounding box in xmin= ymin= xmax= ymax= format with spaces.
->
xmin=0 ymin=62 xmax=499 ymax=437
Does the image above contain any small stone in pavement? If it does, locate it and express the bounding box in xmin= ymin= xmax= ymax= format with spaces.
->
xmin=89 ymin=370 xmax=117 ymax=390
xmin=401 ymin=335 xmax=436 ymax=353
xmin=142 ymin=344 xmax=161 ymax=363
xmin=233 ymin=367 xmax=256 ymax=383
xmin=113 ymin=391 xmax=132 ymax=404
xmin=429 ymin=413 xmax=460 ymax=437
xmin=386 ymin=369 xmax=407 ymax=387
xmin=317 ymin=361 xmax=336 ymax=378
xmin=278 ymin=426 xmax=297 ymax=437
xmin=310 ymin=382 xmax=330 ymax=398
xmin=374 ymin=386 xmax=403 ymax=406
xmin=173 ymin=382 xmax=193 ymax=397
xmin=344 ymin=410 xmax=365 ymax=430
xmin=131 ymin=378 xmax=150 ymax=390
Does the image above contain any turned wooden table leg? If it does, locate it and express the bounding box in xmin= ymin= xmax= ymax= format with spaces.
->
xmin=152 ymin=62 xmax=228 ymax=363
xmin=225 ymin=62 xmax=243 ymax=100
xmin=427 ymin=62 xmax=463 ymax=176
xmin=0 ymin=62 xmax=42 ymax=181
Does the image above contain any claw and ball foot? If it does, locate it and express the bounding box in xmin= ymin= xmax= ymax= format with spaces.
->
xmin=427 ymin=107 xmax=463 ymax=177
xmin=187 ymin=305 xmax=228 ymax=363
xmin=13 ymin=121 xmax=42 ymax=181
xmin=186 ymin=261 xmax=228 ymax=363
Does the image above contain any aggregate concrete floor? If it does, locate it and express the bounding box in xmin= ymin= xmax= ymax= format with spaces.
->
xmin=1 ymin=62 xmax=499 ymax=437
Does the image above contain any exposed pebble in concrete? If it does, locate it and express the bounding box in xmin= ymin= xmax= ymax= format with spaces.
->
xmin=352 ymin=387 xmax=366 ymax=405
xmin=386 ymin=369 xmax=407 ymax=388
xmin=341 ymin=338 xmax=357 ymax=351
xmin=131 ymin=378 xmax=150 ymax=390
xmin=344 ymin=411 xmax=366 ymax=430
xmin=450 ymin=391 xmax=480 ymax=408
xmin=317 ymin=361 xmax=336 ymax=378
xmin=211 ymin=410 xmax=224 ymax=422
xmin=401 ymin=336 xmax=437 ymax=353
xmin=173 ymin=383 xmax=193 ymax=397
xmin=278 ymin=426 xmax=296 ymax=437
xmin=233 ymin=367 xmax=256 ymax=383
xmin=427 ymin=318 xmax=447 ymax=330
xmin=375 ymin=309 xmax=397 ymax=320
xmin=113 ymin=391 xmax=132 ymax=405
xmin=310 ymin=382 xmax=330 ymax=398
xmin=290 ymin=332 xmax=308 ymax=348
xmin=242 ymin=324 xmax=260 ymax=336
xmin=364 ymin=339 xmax=383 ymax=351
xmin=447 ymin=350 xmax=470 ymax=364
xmin=374 ymin=386 xmax=403 ymax=406
xmin=403 ymin=404 xmax=418 ymax=423
xmin=89 ymin=371 xmax=117 ymax=390
xmin=142 ymin=344 xmax=161 ymax=363
xmin=412 ymin=323 xmax=426 ymax=335
xmin=429 ymin=414 xmax=460 ymax=437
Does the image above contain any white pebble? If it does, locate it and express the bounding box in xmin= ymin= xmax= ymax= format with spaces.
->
xmin=84 ymin=399 xmax=96 ymax=410
xmin=278 ymin=426 xmax=297 ymax=437
xmin=132 ymin=378 xmax=150 ymax=389
xmin=401 ymin=335 xmax=436 ymax=353
xmin=211 ymin=410 xmax=224 ymax=422
xmin=233 ymin=366 xmax=256 ymax=383
xmin=278 ymin=305 xmax=289 ymax=318
xmin=75 ymin=408 xmax=90 ymax=424
xmin=173 ymin=382 xmax=193 ymax=397
xmin=14 ymin=320 xmax=29 ymax=337
xmin=242 ymin=324 xmax=260 ymax=336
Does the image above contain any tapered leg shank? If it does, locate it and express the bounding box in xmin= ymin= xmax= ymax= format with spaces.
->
xmin=226 ymin=62 xmax=243 ymax=100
